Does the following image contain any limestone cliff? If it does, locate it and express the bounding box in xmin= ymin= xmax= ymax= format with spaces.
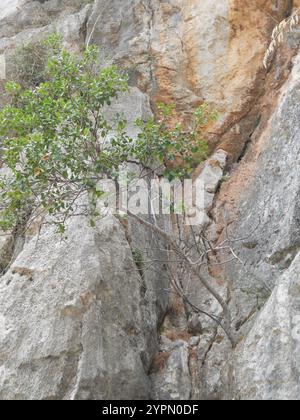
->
xmin=0 ymin=0 xmax=300 ymax=400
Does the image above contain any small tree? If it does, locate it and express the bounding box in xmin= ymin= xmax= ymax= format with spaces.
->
xmin=0 ymin=35 xmax=244 ymax=347
xmin=0 ymin=34 xmax=215 ymax=233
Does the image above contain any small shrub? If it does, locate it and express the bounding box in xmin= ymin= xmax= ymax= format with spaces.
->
xmin=132 ymin=249 xmax=145 ymax=279
xmin=9 ymin=41 xmax=50 ymax=88
xmin=0 ymin=34 xmax=217 ymax=232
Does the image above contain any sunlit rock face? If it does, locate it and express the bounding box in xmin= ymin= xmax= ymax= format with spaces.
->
xmin=0 ymin=0 xmax=300 ymax=400
xmin=0 ymin=215 xmax=169 ymax=400
xmin=0 ymin=0 xmax=23 ymax=21
xmin=87 ymin=0 xmax=292 ymax=161
xmin=0 ymin=0 xmax=293 ymax=155
xmin=206 ymin=50 xmax=300 ymax=401
xmin=233 ymin=253 xmax=300 ymax=400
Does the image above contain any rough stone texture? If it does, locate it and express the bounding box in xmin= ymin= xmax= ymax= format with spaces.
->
xmin=0 ymin=1 xmax=294 ymax=160
xmin=1 ymin=0 xmax=300 ymax=401
xmin=0 ymin=1 xmax=91 ymax=40
xmin=149 ymin=19 xmax=300 ymax=402
xmin=0 ymin=19 xmax=169 ymax=397
xmin=201 ymin=47 xmax=300 ymax=401
xmin=233 ymin=251 xmax=300 ymax=400
xmin=0 ymin=0 xmax=23 ymax=22
xmin=150 ymin=340 xmax=191 ymax=400
xmin=216 ymin=51 xmax=300 ymax=325
xmin=143 ymin=148 xmax=228 ymax=401
xmin=87 ymin=0 xmax=292 ymax=161
xmin=0 ymin=215 xmax=166 ymax=400
xmin=227 ymin=47 xmax=300 ymax=401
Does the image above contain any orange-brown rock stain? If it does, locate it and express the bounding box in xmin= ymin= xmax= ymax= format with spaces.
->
xmin=150 ymin=0 xmax=293 ymax=165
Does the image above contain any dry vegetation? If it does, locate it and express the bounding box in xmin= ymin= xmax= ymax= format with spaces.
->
xmin=264 ymin=8 xmax=300 ymax=68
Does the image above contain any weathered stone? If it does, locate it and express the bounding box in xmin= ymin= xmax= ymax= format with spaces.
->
xmin=0 ymin=233 xmax=13 ymax=274
xmin=150 ymin=341 xmax=191 ymax=400
xmin=216 ymin=51 xmax=300 ymax=324
xmin=0 ymin=215 xmax=164 ymax=400
xmin=187 ymin=314 xmax=203 ymax=336
xmin=0 ymin=0 xmax=300 ymax=402
xmin=202 ymin=48 xmax=300 ymax=401
xmin=87 ymin=0 xmax=292 ymax=161
xmin=0 ymin=0 xmax=22 ymax=21
xmin=233 ymin=252 xmax=300 ymax=400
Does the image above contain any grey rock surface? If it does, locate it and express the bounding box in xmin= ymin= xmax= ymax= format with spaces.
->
xmin=0 ymin=215 xmax=164 ymax=400
xmin=0 ymin=0 xmax=300 ymax=401
xmin=223 ymin=54 xmax=300 ymax=323
xmin=201 ymin=50 xmax=300 ymax=401
xmin=150 ymin=341 xmax=191 ymax=401
xmin=233 ymin=251 xmax=300 ymax=400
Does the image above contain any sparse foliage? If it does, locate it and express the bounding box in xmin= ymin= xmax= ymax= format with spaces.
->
xmin=9 ymin=41 xmax=50 ymax=88
xmin=0 ymin=35 xmax=213 ymax=232
xmin=132 ymin=248 xmax=145 ymax=280
xmin=0 ymin=34 xmax=242 ymax=347
xmin=136 ymin=102 xmax=217 ymax=181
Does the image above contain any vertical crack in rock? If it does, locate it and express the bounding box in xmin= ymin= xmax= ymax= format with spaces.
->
xmin=0 ymin=0 xmax=300 ymax=401
xmin=141 ymin=0 xmax=156 ymax=96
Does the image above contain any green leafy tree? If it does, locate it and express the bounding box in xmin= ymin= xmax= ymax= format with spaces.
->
xmin=135 ymin=102 xmax=217 ymax=180
xmin=0 ymin=34 xmax=216 ymax=232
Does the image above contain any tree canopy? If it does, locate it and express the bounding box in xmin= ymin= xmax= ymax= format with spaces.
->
xmin=0 ymin=34 xmax=216 ymax=232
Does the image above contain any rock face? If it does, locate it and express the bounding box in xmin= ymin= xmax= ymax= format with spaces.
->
xmin=203 ymin=48 xmax=300 ymax=401
xmin=150 ymin=340 xmax=191 ymax=400
xmin=0 ymin=214 xmax=170 ymax=400
xmin=235 ymin=57 xmax=300 ymax=399
xmin=0 ymin=0 xmax=300 ymax=400
xmin=217 ymin=52 xmax=300 ymax=324
xmin=87 ymin=0 xmax=292 ymax=161
xmin=0 ymin=25 xmax=169 ymax=397
xmin=234 ymin=253 xmax=300 ymax=400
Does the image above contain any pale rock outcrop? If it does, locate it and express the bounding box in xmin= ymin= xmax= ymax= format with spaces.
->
xmin=0 ymin=1 xmax=293 ymax=158
xmin=0 ymin=167 xmax=14 ymax=274
xmin=234 ymin=251 xmax=300 ymax=400
xmin=218 ymin=50 xmax=300 ymax=324
xmin=0 ymin=1 xmax=23 ymax=21
xmin=0 ymin=43 xmax=169 ymax=398
xmin=0 ymin=215 xmax=167 ymax=400
xmin=201 ymin=45 xmax=300 ymax=401
xmin=0 ymin=233 xmax=13 ymax=274
xmin=0 ymin=0 xmax=300 ymax=401
xmin=150 ymin=340 xmax=191 ymax=400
